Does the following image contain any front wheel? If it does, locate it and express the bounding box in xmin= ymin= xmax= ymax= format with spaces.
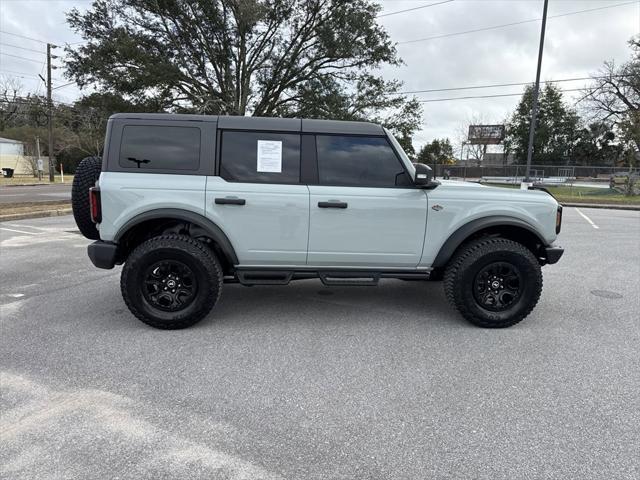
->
xmin=443 ymin=237 xmax=542 ymax=328
xmin=121 ymin=234 xmax=222 ymax=329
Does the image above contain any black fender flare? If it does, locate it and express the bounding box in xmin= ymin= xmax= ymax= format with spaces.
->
xmin=114 ymin=208 xmax=239 ymax=265
xmin=431 ymin=216 xmax=547 ymax=268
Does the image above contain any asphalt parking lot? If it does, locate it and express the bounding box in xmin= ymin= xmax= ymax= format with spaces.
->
xmin=1 ymin=208 xmax=639 ymax=479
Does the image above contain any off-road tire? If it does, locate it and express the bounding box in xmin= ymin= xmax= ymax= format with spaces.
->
xmin=72 ymin=156 xmax=102 ymax=240
xmin=121 ymin=234 xmax=223 ymax=329
xmin=443 ymin=237 xmax=542 ymax=328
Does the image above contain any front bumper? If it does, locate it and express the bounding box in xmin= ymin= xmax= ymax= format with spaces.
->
xmin=88 ymin=241 xmax=118 ymax=269
xmin=544 ymin=245 xmax=564 ymax=265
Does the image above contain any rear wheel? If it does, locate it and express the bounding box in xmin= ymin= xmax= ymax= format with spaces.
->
xmin=121 ymin=234 xmax=222 ymax=329
xmin=443 ymin=237 xmax=542 ymax=328
xmin=71 ymin=156 xmax=102 ymax=240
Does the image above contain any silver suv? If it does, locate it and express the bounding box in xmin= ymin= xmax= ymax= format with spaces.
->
xmin=72 ymin=113 xmax=563 ymax=329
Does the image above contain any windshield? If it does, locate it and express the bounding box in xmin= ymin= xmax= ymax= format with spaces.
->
xmin=384 ymin=128 xmax=415 ymax=178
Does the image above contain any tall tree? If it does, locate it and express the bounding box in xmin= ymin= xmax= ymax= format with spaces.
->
xmin=56 ymin=92 xmax=150 ymax=157
xmin=417 ymin=138 xmax=454 ymax=165
xmin=64 ymin=0 xmax=421 ymax=139
xmin=572 ymin=122 xmax=622 ymax=167
xmin=506 ymin=83 xmax=580 ymax=165
xmin=580 ymin=36 xmax=639 ymax=162
xmin=0 ymin=77 xmax=23 ymax=131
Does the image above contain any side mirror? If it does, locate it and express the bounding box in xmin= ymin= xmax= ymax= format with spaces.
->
xmin=413 ymin=163 xmax=433 ymax=186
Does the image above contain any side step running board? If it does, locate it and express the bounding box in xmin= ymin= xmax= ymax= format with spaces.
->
xmin=233 ymin=269 xmax=431 ymax=286
xmin=319 ymin=271 xmax=379 ymax=286
xmin=236 ymin=271 xmax=293 ymax=285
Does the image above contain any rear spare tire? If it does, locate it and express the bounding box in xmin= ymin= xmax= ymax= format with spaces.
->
xmin=72 ymin=156 xmax=102 ymax=240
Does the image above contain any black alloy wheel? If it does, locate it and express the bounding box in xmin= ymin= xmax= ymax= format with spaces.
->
xmin=142 ymin=260 xmax=197 ymax=312
xmin=473 ymin=261 xmax=522 ymax=312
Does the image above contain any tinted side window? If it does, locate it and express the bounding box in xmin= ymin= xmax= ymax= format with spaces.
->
xmin=220 ymin=131 xmax=300 ymax=184
xmin=119 ymin=125 xmax=200 ymax=171
xmin=316 ymin=135 xmax=405 ymax=187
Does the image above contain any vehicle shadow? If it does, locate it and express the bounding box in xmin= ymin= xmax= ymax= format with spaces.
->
xmin=203 ymin=279 xmax=468 ymax=330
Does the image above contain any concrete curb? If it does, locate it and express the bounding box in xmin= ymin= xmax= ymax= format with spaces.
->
xmin=0 ymin=208 xmax=73 ymax=222
xmin=1 ymin=182 xmax=69 ymax=187
xmin=561 ymin=202 xmax=640 ymax=211
xmin=3 ymin=183 xmax=49 ymax=187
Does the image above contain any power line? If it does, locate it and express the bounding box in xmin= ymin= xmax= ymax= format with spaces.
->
xmin=52 ymin=82 xmax=76 ymax=91
xmin=0 ymin=70 xmax=41 ymax=79
xmin=0 ymin=29 xmax=86 ymax=48
xmin=398 ymin=1 xmax=637 ymax=44
xmin=0 ymin=70 xmax=67 ymax=86
xmin=35 ymin=55 xmax=48 ymax=97
xmin=0 ymin=70 xmax=63 ymax=82
xmin=378 ymin=0 xmax=454 ymax=18
xmin=0 ymin=73 xmax=40 ymax=82
xmin=416 ymin=88 xmax=583 ymax=103
xmin=1 ymin=52 xmax=46 ymax=63
xmin=0 ymin=42 xmax=46 ymax=55
xmin=396 ymin=75 xmax=626 ymax=95
xmin=0 ymin=30 xmax=50 ymax=45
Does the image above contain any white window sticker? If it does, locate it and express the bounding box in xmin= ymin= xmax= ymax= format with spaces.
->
xmin=256 ymin=140 xmax=282 ymax=173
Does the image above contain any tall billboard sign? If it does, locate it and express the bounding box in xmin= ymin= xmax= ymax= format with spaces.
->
xmin=468 ymin=125 xmax=505 ymax=145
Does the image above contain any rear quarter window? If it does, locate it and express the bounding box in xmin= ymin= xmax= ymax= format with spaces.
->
xmin=119 ymin=125 xmax=201 ymax=171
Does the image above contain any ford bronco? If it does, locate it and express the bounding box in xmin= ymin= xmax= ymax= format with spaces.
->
xmin=72 ymin=114 xmax=563 ymax=329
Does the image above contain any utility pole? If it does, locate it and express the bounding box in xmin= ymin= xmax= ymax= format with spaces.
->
xmin=524 ymin=0 xmax=549 ymax=182
xmin=46 ymin=43 xmax=57 ymax=182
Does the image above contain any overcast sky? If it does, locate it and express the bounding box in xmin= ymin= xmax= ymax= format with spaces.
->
xmin=1 ymin=0 xmax=638 ymax=149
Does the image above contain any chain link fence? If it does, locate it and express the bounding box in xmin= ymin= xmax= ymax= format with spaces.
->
xmin=433 ymin=164 xmax=639 ymax=182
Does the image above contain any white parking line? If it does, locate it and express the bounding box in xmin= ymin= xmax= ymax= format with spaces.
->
xmin=575 ymin=208 xmax=599 ymax=229
xmin=6 ymin=224 xmax=47 ymax=230
xmin=0 ymin=227 xmax=40 ymax=235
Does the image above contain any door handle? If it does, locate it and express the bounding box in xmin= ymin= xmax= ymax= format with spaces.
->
xmin=215 ymin=197 xmax=246 ymax=205
xmin=318 ymin=201 xmax=348 ymax=209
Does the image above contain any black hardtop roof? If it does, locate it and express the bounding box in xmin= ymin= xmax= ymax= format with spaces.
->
xmin=108 ymin=113 xmax=385 ymax=135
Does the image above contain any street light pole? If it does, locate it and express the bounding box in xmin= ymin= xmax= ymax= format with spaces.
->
xmin=524 ymin=0 xmax=549 ymax=182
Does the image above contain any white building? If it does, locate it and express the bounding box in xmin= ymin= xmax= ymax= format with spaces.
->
xmin=0 ymin=136 xmax=25 ymax=156
xmin=0 ymin=136 xmax=43 ymax=175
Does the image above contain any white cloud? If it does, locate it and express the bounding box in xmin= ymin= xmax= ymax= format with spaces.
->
xmin=1 ymin=0 xmax=637 ymax=147
xmin=379 ymin=0 xmax=639 ymax=147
